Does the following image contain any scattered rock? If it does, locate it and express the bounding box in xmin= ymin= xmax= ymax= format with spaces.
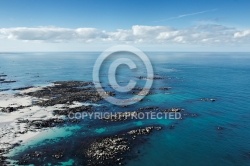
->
xmin=127 ymin=126 xmax=161 ymax=135
xmin=217 ymin=126 xmax=224 ymax=130
xmin=0 ymin=80 xmax=16 ymax=83
xmin=139 ymin=106 xmax=159 ymax=111
xmin=0 ymin=89 xmax=9 ymax=92
xmin=163 ymin=108 xmax=184 ymax=112
xmin=0 ymin=155 xmax=7 ymax=165
xmin=0 ymin=106 xmax=25 ymax=113
xmin=13 ymin=86 xmax=34 ymax=91
xmin=52 ymin=152 xmax=64 ymax=159
xmin=28 ymin=118 xmax=64 ymax=128
xmin=159 ymin=87 xmax=171 ymax=90
xmin=200 ymin=98 xmax=216 ymax=102
xmin=86 ymin=136 xmax=129 ymax=165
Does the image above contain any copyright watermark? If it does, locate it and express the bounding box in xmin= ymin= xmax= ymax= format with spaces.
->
xmin=93 ymin=45 xmax=154 ymax=106
xmin=68 ymin=112 xmax=182 ymax=120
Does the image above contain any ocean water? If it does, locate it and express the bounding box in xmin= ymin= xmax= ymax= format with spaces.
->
xmin=1 ymin=52 xmax=250 ymax=166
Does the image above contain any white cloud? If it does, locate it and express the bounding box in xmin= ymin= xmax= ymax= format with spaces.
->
xmin=0 ymin=27 xmax=106 ymax=42
xmin=0 ymin=24 xmax=250 ymax=46
xmin=156 ymin=31 xmax=179 ymax=40
xmin=107 ymin=29 xmax=133 ymax=42
xmin=234 ymin=30 xmax=250 ymax=38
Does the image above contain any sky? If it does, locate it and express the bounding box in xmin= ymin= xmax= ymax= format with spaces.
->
xmin=0 ymin=0 xmax=250 ymax=52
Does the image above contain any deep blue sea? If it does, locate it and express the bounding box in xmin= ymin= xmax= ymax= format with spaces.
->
xmin=1 ymin=52 xmax=250 ymax=166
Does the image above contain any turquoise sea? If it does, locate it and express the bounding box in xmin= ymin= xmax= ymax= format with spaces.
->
xmin=1 ymin=52 xmax=250 ymax=166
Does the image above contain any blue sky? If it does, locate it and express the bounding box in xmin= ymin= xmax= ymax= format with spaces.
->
xmin=0 ymin=0 xmax=250 ymax=51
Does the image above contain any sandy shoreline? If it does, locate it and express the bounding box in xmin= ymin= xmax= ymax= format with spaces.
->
xmin=0 ymin=83 xmax=95 ymax=164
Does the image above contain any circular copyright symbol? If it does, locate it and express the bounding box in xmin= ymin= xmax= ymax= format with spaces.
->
xmin=93 ymin=45 xmax=154 ymax=106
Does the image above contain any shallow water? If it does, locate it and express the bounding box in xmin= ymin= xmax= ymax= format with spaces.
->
xmin=1 ymin=52 xmax=250 ymax=166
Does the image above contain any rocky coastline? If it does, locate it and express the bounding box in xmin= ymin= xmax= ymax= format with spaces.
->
xmin=0 ymin=76 xmax=200 ymax=165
